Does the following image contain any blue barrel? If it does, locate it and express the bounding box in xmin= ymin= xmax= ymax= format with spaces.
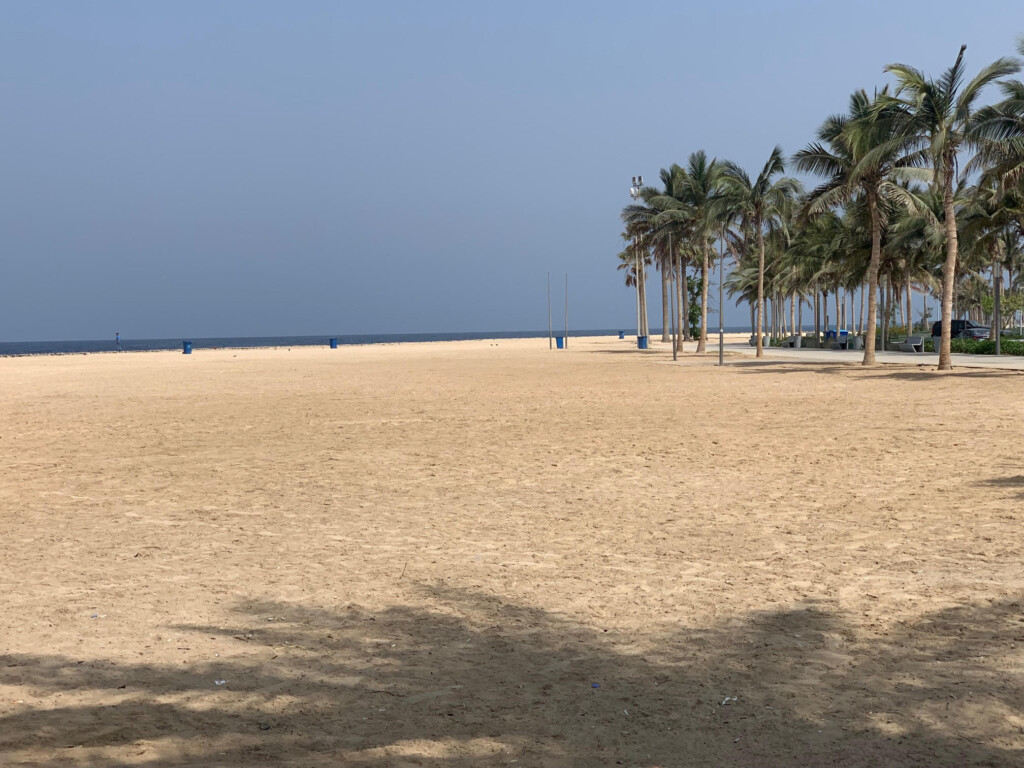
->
xmin=329 ymin=338 xmax=338 ymax=349
xmin=637 ymin=335 xmax=648 ymax=350
xmin=555 ymin=336 xmax=565 ymax=349
xmin=618 ymin=331 xmax=625 ymax=339
xmin=182 ymin=341 xmax=193 ymax=355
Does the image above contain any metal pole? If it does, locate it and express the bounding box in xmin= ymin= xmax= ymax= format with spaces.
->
xmin=547 ymin=272 xmax=552 ymax=349
xmin=670 ymin=233 xmax=677 ymax=362
xmin=635 ymin=236 xmax=640 ymax=338
xmin=564 ymin=273 xmax=568 ymax=349
xmin=719 ymin=228 xmax=725 ymax=366
xmin=630 ymin=176 xmax=643 ymax=342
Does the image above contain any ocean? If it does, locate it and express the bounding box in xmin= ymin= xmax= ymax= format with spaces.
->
xmin=0 ymin=328 xmax=759 ymax=357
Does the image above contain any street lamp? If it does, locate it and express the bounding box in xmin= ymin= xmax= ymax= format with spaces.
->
xmin=629 ymin=176 xmax=643 ymax=340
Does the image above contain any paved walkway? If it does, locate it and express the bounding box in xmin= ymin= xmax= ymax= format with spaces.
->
xmin=721 ymin=342 xmax=1024 ymax=370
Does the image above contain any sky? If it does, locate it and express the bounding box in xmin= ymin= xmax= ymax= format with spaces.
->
xmin=1 ymin=1 xmax=1022 ymax=341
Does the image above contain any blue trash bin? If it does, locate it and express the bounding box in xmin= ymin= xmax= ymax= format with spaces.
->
xmin=637 ymin=335 xmax=648 ymax=350
xmin=182 ymin=341 xmax=192 ymax=355
xmin=329 ymin=338 xmax=338 ymax=349
xmin=555 ymin=336 xmax=565 ymax=349
xmin=618 ymin=331 xmax=625 ymax=339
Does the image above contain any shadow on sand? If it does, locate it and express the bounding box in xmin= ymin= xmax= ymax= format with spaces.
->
xmin=3 ymin=586 xmax=1023 ymax=766
xmin=724 ymin=358 xmax=1024 ymax=382
xmin=977 ymin=474 xmax=1024 ymax=500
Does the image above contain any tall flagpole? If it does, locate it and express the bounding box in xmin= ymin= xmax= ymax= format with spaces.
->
xmin=564 ymin=273 xmax=568 ymax=349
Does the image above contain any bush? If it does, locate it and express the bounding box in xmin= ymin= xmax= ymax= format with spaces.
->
xmin=948 ymin=338 xmax=1024 ymax=355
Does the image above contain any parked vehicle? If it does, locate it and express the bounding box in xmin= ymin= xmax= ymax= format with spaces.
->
xmin=930 ymin=320 xmax=990 ymax=340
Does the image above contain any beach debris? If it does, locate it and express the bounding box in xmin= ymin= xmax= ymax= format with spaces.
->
xmin=591 ymin=683 xmax=600 ymax=689
xmin=721 ymin=696 xmax=738 ymax=706
xmin=214 ymin=680 xmax=226 ymax=686
xmin=259 ymin=723 xmax=271 ymax=731
xmin=90 ymin=614 xmax=99 ymax=619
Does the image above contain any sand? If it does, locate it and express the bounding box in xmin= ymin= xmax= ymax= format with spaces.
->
xmin=1 ymin=335 xmax=1023 ymax=767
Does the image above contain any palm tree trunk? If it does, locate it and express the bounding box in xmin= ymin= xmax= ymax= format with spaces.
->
xmin=798 ymin=296 xmax=803 ymax=340
xmin=863 ymin=191 xmax=882 ymax=364
xmin=881 ymin=277 xmax=888 ymax=349
xmin=814 ymin=291 xmax=820 ymax=346
xmin=749 ymin=303 xmax=755 ymax=336
xmin=823 ymin=291 xmax=829 ymax=340
xmin=661 ymin=266 xmax=670 ymax=343
xmin=938 ymin=163 xmax=958 ymax=370
xmin=756 ymin=226 xmax=765 ymax=357
xmin=995 ymin=261 xmax=1003 ymax=354
xmin=909 ymin=280 xmax=917 ymax=333
xmin=860 ymin=282 xmax=866 ymax=336
xmin=988 ymin=248 xmax=1000 ymax=344
xmin=790 ymin=292 xmax=796 ymax=340
xmin=675 ymin=252 xmax=684 ymax=352
xmin=681 ymin=265 xmax=690 ymax=341
xmin=697 ymin=243 xmax=710 ymax=353
xmin=902 ymin=284 xmax=908 ymax=334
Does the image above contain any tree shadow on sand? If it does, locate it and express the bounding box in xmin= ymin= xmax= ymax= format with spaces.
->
xmin=729 ymin=359 xmax=1024 ymax=382
xmin=977 ymin=474 xmax=1024 ymax=500
xmin=3 ymin=588 xmax=1023 ymax=767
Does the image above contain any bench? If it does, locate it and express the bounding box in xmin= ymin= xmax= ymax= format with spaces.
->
xmin=899 ymin=335 xmax=924 ymax=353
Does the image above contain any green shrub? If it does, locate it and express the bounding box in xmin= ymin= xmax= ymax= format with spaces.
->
xmin=948 ymin=338 xmax=1024 ymax=355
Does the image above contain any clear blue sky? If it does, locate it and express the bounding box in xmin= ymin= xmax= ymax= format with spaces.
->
xmin=1 ymin=1 xmax=1021 ymax=340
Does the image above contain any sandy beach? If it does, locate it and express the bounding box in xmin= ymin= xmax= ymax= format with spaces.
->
xmin=2 ymin=335 xmax=1023 ymax=766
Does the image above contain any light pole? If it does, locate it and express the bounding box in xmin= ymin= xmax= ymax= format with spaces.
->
xmin=719 ymin=228 xmax=726 ymax=366
xmin=630 ymin=176 xmax=643 ymax=339
xmin=547 ymin=272 xmax=552 ymax=349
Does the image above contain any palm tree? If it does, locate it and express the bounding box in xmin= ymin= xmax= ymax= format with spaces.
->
xmin=720 ymin=148 xmax=801 ymax=357
xmin=616 ymin=231 xmax=653 ymax=288
xmin=640 ymin=166 xmax=697 ymax=351
xmin=623 ymin=181 xmax=675 ymax=339
xmin=670 ymin=152 xmax=723 ymax=353
xmin=794 ymin=89 xmax=924 ymax=364
xmin=883 ymin=45 xmax=1020 ymax=368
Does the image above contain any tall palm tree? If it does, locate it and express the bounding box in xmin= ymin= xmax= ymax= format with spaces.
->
xmin=641 ymin=166 xmax=696 ymax=351
xmin=794 ymin=88 xmax=924 ymax=363
xmin=883 ymin=45 xmax=1020 ymax=368
xmin=623 ymin=177 xmax=680 ymax=338
xmin=720 ymin=147 xmax=801 ymax=357
xmin=670 ymin=152 xmax=723 ymax=353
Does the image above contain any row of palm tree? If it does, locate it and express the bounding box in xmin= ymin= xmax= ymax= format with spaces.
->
xmin=619 ymin=41 xmax=1024 ymax=369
